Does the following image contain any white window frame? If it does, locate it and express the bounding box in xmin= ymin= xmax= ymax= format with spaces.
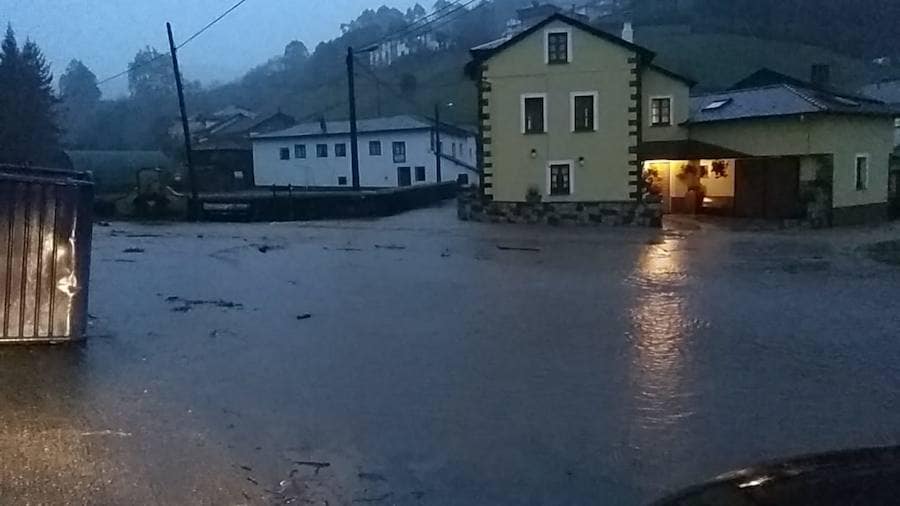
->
xmin=570 ymin=91 xmax=599 ymax=132
xmin=649 ymin=95 xmax=673 ymax=127
xmin=544 ymin=28 xmax=572 ymax=64
xmin=521 ymin=93 xmax=547 ymax=134
xmin=546 ymin=160 xmax=575 ymax=197
xmin=855 ymin=153 xmax=869 ymax=191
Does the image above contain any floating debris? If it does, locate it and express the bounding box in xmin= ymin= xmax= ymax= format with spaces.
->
xmin=375 ymin=244 xmax=406 ymax=250
xmin=496 ymin=245 xmax=541 ymax=252
xmin=296 ymin=314 xmax=312 ymax=321
xmin=122 ymin=248 xmax=145 ymax=254
xmin=293 ymin=461 xmax=330 ymax=475
xmin=164 ymin=296 xmax=244 ymax=312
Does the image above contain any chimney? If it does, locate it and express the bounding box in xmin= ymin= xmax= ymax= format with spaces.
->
xmin=811 ymin=64 xmax=831 ymax=88
xmin=319 ymin=116 xmax=327 ymax=133
xmin=622 ymin=21 xmax=634 ymax=43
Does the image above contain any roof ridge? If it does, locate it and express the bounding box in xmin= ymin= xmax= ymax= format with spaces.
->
xmin=783 ymin=84 xmax=829 ymax=111
xmin=692 ymin=84 xmax=786 ymax=97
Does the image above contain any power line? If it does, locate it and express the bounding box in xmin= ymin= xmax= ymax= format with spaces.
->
xmin=360 ymin=0 xmax=465 ymax=49
xmin=362 ymin=0 xmax=481 ymax=50
xmin=96 ymin=0 xmax=253 ymax=88
xmin=176 ymin=0 xmax=252 ymax=49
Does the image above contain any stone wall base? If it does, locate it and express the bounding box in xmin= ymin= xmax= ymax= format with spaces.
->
xmin=458 ymin=193 xmax=662 ymax=227
xmin=832 ymin=203 xmax=889 ymax=227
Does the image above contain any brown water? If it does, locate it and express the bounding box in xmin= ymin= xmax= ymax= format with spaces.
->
xmin=1 ymin=204 xmax=899 ymax=505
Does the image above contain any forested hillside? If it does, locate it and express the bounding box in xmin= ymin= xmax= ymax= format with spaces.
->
xmin=56 ymin=0 xmax=900 ymax=152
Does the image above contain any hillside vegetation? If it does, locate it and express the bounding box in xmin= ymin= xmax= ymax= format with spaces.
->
xmin=57 ymin=0 xmax=900 ymax=152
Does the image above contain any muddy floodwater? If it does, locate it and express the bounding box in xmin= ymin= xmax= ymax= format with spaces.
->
xmin=1 ymin=203 xmax=899 ymax=505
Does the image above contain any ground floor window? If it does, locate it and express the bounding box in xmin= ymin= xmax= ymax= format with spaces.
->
xmin=855 ymin=154 xmax=869 ymax=190
xmin=279 ymin=147 xmax=290 ymax=160
xmin=548 ymin=163 xmax=572 ymax=196
xmin=294 ymin=144 xmax=306 ymax=159
xmin=317 ymin=144 xmax=328 ymax=158
xmin=415 ymin=166 xmax=426 ymax=182
xmin=335 ymin=143 xmax=347 ymax=157
xmin=338 ymin=176 xmax=348 ymax=186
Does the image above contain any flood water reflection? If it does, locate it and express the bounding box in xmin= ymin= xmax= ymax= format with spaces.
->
xmin=628 ymin=238 xmax=694 ymax=434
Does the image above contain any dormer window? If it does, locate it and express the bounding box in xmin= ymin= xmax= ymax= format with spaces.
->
xmin=546 ymin=30 xmax=570 ymax=64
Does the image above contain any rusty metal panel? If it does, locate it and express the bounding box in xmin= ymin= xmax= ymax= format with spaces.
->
xmin=0 ymin=167 xmax=93 ymax=342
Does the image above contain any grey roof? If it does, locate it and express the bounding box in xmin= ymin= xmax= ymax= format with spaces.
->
xmin=860 ymin=80 xmax=900 ymax=104
xmin=471 ymin=36 xmax=510 ymax=51
xmin=689 ymin=84 xmax=896 ymax=124
xmin=252 ymin=115 xmax=470 ymax=140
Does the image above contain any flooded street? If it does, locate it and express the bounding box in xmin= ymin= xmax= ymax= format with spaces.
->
xmin=2 ymin=203 xmax=900 ymax=505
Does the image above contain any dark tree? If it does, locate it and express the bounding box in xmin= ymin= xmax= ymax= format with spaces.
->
xmin=0 ymin=25 xmax=61 ymax=165
xmin=128 ymin=46 xmax=175 ymax=100
xmin=59 ymin=59 xmax=101 ymax=148
xmin=60 ymin=59 xmax=100 ymax=104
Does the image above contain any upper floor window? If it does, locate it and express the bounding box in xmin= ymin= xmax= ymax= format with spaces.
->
xmin=369 ymin=140 xmax=382 ymax=156
xmin=335 ymin=143 xmax=347 ymax=157
xmin=392 ymin=141 xmax=406 ymax=163
xmin=572 ymin=92 xmax=597 ymax=132
xmin=316 ymin=144 xmax=328 ymax=158
xmin=294 ymin=144 xmax=306 ymax=159
xmin=521 ymin=94 xmax=546 ymax=134
xmin=855 ymin=154 xmax=869 ymax=191
xmin=650 ymin=97 xmax=672 ymax=126
xmin=546 ymin=31 xmax=570 ymax=64
xmin=279 ymin=147 xmax=290 ymax=160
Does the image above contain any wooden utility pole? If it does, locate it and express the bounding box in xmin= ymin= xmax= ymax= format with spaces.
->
xmin=346 ymin=47 xmax=361 ymax=190
xmin=167 ymin=22 xmax=200 ymax=219
xmin=434 ymin=103 xmax=442 ymax=183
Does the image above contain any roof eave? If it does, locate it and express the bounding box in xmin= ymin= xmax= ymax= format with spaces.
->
xmin=687 ymin=110 xmax=897 ymax=125
xmin=468 ymin=13 xmax=655 ymax=65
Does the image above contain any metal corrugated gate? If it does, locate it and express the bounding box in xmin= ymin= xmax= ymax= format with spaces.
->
xmin=0 ymin=166 xmax=94 ymax=342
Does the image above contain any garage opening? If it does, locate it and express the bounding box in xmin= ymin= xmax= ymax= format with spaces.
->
xmin=643 ymin=156 xmax=805 ymax=219
xmin=733 ymin=157 xmax=802 ymax=219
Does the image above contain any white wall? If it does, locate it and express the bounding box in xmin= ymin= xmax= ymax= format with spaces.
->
xmin=253 ymin=129 xmax=477 ymax=188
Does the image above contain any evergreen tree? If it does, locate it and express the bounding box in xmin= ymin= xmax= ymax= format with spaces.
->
xmin=59 ymin=59 xmax=102 ymax=148
xmin=0 ymin=25 xmax=60 ymax=165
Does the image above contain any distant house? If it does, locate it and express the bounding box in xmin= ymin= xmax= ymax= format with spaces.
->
xmin=251 ymin=115 xmax=478 ymax=189
xmin=192 ymin=111 xmax=297 ymax=191
xmin=630 ymin=25 xmax=900 ymax=94
xmin=859 ymin=79 xmax=900 ymax=149
xmin=368 ymin=32 xmax=443 ymax=67
xmin=466 ymin=13 xmax=896 ymax=226
xmin=862 ymin=79 xmax=900 ymax=216
xmin=503 ymin=2 xmax=588 ymax=38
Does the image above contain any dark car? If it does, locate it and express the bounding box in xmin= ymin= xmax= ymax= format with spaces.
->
xmin=652 ymin=446 xmax=900 ymax=506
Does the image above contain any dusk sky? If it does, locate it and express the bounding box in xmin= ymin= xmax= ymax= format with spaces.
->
xmin=1 ymin=0 xmax=420 ymax=97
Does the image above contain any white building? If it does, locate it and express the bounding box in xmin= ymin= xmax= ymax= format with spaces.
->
xmin=368 ymin=33 xmax=442 ymax=68
xmin=251 ymin=115 xmax=478 ymax=188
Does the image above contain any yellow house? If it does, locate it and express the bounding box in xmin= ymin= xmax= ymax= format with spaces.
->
xmin=462 ymin=13 xmax=897 ymax=227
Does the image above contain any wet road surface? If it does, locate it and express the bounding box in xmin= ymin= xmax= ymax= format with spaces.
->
xmin=2 ymin=203 xmax=900 ymax=505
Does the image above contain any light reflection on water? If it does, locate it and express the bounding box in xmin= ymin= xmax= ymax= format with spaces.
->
xmin=627 ymin=238 xmax=694 ymax=434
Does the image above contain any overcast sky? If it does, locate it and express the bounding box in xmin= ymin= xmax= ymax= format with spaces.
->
xmin=1 ymin=0 xmax=420 ymax=97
